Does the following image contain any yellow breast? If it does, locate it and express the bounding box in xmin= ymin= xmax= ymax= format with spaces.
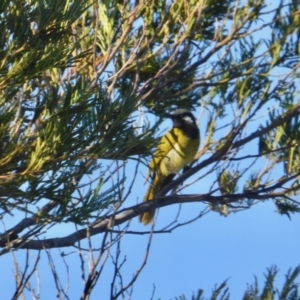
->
xmin=150 ymin=128 xmax=200 ymax=177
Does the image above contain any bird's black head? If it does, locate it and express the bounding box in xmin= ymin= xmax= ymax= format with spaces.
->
xmin=166 ymin=109 xmax=197 ymax=127
xmin=165 ymin=109 xmax=199 ymax=139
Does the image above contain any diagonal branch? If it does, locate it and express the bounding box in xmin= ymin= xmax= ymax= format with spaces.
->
xmin=1 ymin=185 xmax=294 ymax=251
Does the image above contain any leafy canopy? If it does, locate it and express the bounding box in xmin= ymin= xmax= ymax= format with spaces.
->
xmin=0 ymin=0 xmax=299 ymax=249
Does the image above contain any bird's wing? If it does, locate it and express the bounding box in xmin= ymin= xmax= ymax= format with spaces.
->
xmin=149 ymin=130 xmax=177 ymax=169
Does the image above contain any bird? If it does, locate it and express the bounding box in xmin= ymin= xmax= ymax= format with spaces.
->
xmin=140 ymin=109 xmax=200 ymax=225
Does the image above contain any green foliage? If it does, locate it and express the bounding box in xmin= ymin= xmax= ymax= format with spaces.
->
xmin=275 ymin=199 xmax=300 ymax=220
xmin=243 ymin=266 xmax=300 ymax=300
xmin=172 ymin=266 xmax=300 ymax=300
xmin=0 ymin=0 xmax=156 ymax=225
xmin=0 ymin=0 xmax=299 ymax=249
xmin=218 ymin=170 xmax=240 ymax=195
xmin=0 ymin=0 xmax=90 ymax=87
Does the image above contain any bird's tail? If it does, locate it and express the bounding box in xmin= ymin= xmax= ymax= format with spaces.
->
xmin=139 ymin=174 xmax=175 ymax=225
xmin=139 ymin=175 xmax=159 ymax=225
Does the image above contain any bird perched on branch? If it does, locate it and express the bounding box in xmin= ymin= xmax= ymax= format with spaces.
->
xmin=140 ymin=109 xmax=200 ymax=225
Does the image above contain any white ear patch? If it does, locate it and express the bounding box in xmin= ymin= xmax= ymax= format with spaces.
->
xmin=182 ymin=115 xmax=193 ymax=123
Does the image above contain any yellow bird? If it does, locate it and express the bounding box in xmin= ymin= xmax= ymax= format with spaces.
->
xmin=140 ymin=109 xmax=200 ymax=225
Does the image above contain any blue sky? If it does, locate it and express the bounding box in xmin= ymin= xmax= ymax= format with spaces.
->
xmin=132 ymin=201 xmax=300 ymax=299
xmin=2 ymin=127 xmax=299 ymax=300
xmin=1 ymin=191 xmax=299 ymax=299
